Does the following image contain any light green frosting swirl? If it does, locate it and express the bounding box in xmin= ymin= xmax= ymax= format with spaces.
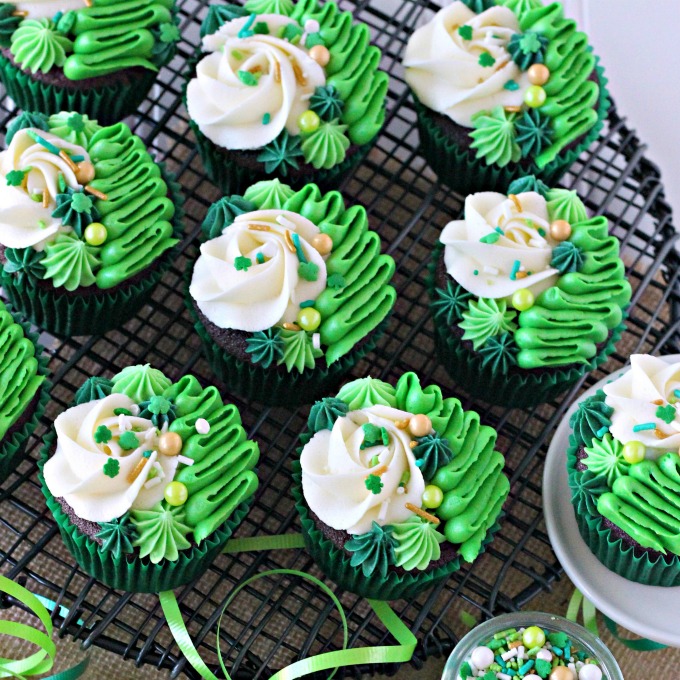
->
xmin=460 ymin=298 xmax=518 ymax=351
xmin=131 ymin=502 xmax=192 ymax=563
xmin=110 ymin=363 xmax=172 ymax=402
xmin=301 ymin=120 xmax=350 ymax=170
xmin=47 ymin=112 xmax=99 ymax=148
xmin=583 ymin=433 xmax=629 ymax=487
xmin=393 ymin=516 xmax=445 ymax=571
xmin=41 ymin=234 xmax=99 ymax=291
xmin=278 ymin=329 xmax=320 ymax=373
xmin=470 ymin=107 xmax=521 ymax=168
xmin=244 ymin=0 xmax=294 ymax=15
xmin=243 ymin=179 xmax=295 ymax=210
xmin=336 ymin=377 xmax=396 ymax=410
xmin=546 ymin=188 xmax=588 ymax=224
xmin=10 ymin=18 xmax=73 ymax=74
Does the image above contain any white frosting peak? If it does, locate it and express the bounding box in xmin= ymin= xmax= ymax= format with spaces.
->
xmin=43 ymin=394 xmax=179 ymax=523
xmin=12 ymin=1 xmax=83 ymax=18
xmin=187 ymin=14 xmax=326 ymax=150
xmin=0 ymin=128 xmax=90 ymax=250
xmin=604 ymin=354 xmax=680 ymax=457
xmin=190 ymin=208 xmax=327 ymax=331
xmin=403 ymin=1 xmax=530 ymax=127
xmin=440 ymin=190 xmax=559 ymax=299
xmin=300 ymin=404 xmax=426 ymax=534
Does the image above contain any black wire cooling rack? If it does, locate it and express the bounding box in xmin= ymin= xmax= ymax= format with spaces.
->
xmin=1 ymin=0 xmax=679 ymax=677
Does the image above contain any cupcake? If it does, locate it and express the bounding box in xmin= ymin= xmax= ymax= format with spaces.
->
xmin=567 ymin=354 xmax=680 ymax=587
xmin=292 ymin=372 xmax=510 ymax=600
xmin=403 ymin=0 xmax=609 ymax=194
xmin=38 ymin=364 xmax=259 ymax=593
xmin=0 ymin=111 xmax=182 ymax=337
xmin=0 ymin=299 xmax=49 ymax=482
xmin=187 ymin=179 xmax=396 ymax=407
xmin=0 ymin=1 xmax=180 ymax=124
xmin=184 ymin=0 xmax=388 ymax=194
xmin=428 ymin=176 xmax=631 ymax=408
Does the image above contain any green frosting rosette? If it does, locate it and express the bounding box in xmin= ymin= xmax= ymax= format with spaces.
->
xmin=38 ymin=364 xmax=259 ymax=593
xmin=403 ymin=0 xmax=610 ymax=192
xmin=0 ymin=0 xmax=180 ymax=123
xmin=183 ymin=0 xmax=388 ymax=193
xmin=428 ymin=176 xmax=631 ymax=407
xmin=567 ymin=355 xmax=680 ymax=587
xmin=186 ymin=180 xmax=396 ymax=407
xmin=292 ymin=372 xmax=510 ymax=600
xmin=0 ymin=300 xmax=50 ymax=483
xmin=0 ymin=111 xmax=183 ymax=336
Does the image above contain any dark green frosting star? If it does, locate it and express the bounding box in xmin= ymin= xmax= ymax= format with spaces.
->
xmin=571 ymin=469 xmax=609 ymax=517
xmin=5 ymin=111 xmax=49 ymax=144
xmin=139 ymin=395 xmax=177 ymax=427
xmin=246 ymin=327 xmax=284 ymax=368
xmin=75 ymin=376 xmax=113 ymax=404
xmin=0 ymin=5 xmax=21 ymax=48
xmin=52 ymin=188 xmax=101 ymax=238
xmin=310 ymin=85 xmax=344 ymax=122
xmin=413 ymin=431 xmax=453 ymax=481
xmin=151 ymin=20 xmax=180 ymax=67
xmin=96 ymin=517 xmax=136 ymax=558
xmin=431 ymin=280 xmax=472 ymax=326
xmin=508 ymin=31 xmax=548 ymax=70
xmin=307 ymin=397 xmax=348 ymax=433
xmin=257 ymin=130 xmax=304 ymax=176
xmin=3 ymin=247 xmax=46 ymax=282
xmin=460 ymin=0 xmax=496 ymax=12
xmin=200 ymin=4 xmax=249 ymax=37
xmin=478 ymin=332 xmax=519 ymax=374
xmin=569 ymin=390 xmax=613 ymax=448
xmin=345 ymin=521 xmax=397 ymax=578
xmin=515 ymin=108 xmax=554 ymax=158
xmin=507 ymin=175 xmax=550 ymax=198
xmin=551 ymin=241 xmax=584 ymax=274
xmin=202 ymin=195 xmax=256 ymax=239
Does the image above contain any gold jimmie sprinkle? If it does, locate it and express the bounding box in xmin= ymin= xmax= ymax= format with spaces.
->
xmin=655 ymin=428 xmax=669 ymax=440
xmin=509 ymin=193 xmax=522 ymax=212
xmin=395 ymin=419 xmax=409 ymax=430
xmin=282 ymin=322 xmax=301 ymax=331
xmin=11 ymin=10 xmax=28 ymax=16
xmin=292 ymin=62 xmax=307 ymax=86
xmin=504 ymin=105 xmax=522 ymax=113
xmin=405 ymin=503 xmax=440 ymax=525
xmin=248 ymin=223 xmax=271 ymax=231
xmin=127 ymin=458 xmax=147 ymax=483
xmin=59 ymin=150 xmax=78 ymax=173
xmin=84 ymin=185 xmax=108 ymax=200
xmin=42 ymin=190 xmax=49 ymax=209
xmin=369 ymin=464 xmax=389 ymax=477
xmin=409 ymin=441 xmax=417 ymax=449
xmin=284 ymin=229 xmax=296 ymax=253
xmin=274 ymin=60 xmax=281 ymax=83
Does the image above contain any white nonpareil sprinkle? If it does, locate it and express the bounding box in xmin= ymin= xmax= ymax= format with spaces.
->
xmin=377 ymin=499 xmax=390 ymax=522
xmin=496 ymin=674 xmax=511 ymax=680
xmin=304 ymin=19 xmax=320 ymax=33
xmin=483 ymin=265 xmax=499 ymax=275
xmin=118 ymin=415 xmax=131 ymax=432
xmin=312 ymin=333 xmax=321 ymax=350
xmin=470 ymin=646 xmax=493 ymax=670
xmin=195 ymin=418 xmax=210 ymax=434
xmin=130 ymin=404 xmax=140 ymax=415
xmin=177 ymin=455 xmax=194 ymax=466
xmin=396 ymin=487 xmax=404 ymax=495
xmin=517 ymin=645 xmax=525 ymax=660
xmin=536 ymin=649 xmax=552 ymax=662
xmin=143 ymin=477 xmax=162 ymax=490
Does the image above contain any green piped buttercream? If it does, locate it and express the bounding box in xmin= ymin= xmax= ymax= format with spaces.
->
xmin=394 ymin=372 xmax=443 ymax=416
xmin=244 ymin=0 xmax=294 ymax=15
xmin=569 ymin=391 xmax=612 ymax=448
xmin=583 ymin=433 xmax=629 ymax=487
xmin=545 ymin=188 xmax=588 ymax=224
xmin=392 ymin=517 xmax=445 ymax=571
xmin=97 ymin=517 xmax=135 ymax=557
xmin=278 ymin=329 xmax=321 ymax=373
xmin=131 ymin=502 xmax=192 ymax=563
xmin=345 ymin=521 xmax=397 ymax=578
xmin=507 ymin=31 xmax=548 ymax=70
xmin=570 ymin=469 xmax=608 ymax=518
xmin=10 ymin=18 xmax=73 ymax=74
xmin=478 ymin=332 xmax=519 ymax=374
xmin=74 ymin=376 xmax=113 ymax=404
xmin=301 ymin=119 xmax=350 ymax=170
xmin=51 ymin=189 xmax=101 ymax=238
xmin=470 ymin=107 xmax=521 ymax=168
xmin=41 ymin=234 xmax=99 ymax=291
xmin=308 ymin=397 xmax=348 ymax=433
xmin=243 ymin=179 xmax=295 ymax=210
xmin=460 ymin=298 xmax=517 ymax=351
xmin=111 ymin=363 xmax=172 ymax=402
xmin=336 ymin=377 xmax=396 ymax=410
xmin=5 ymin=111 xmax=49 ymax=145
xmin=202 ymin=195 xmax=256 ymax=239
xmin=310 ymin=85 xmax=344 ymax=122
xmin=413 ymin=432 xmax=453 ymax=481
xmin=246 ymin=328 xmax=284 ymax=369
xmin=257 ymin=130 xmax=303 ymax=176
xmin=507 ymin=174 xmax=549 ymax=198
xmin=431 ymin=280 xmax=472 ymax=326
xmin=0 ymin=4 xmax=21 ymax=48
xmin=47 ymin=112 xmax=98 ymax=148
xmin=3 ymin=247 xmax=45 ymax=282
xmin=515 ymin=108 xmax=554 ymax=158
xmin=551 ymin=241 xmax=584 ymax=274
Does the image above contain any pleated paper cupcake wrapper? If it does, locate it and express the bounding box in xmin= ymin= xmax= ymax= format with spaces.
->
xmin=0 ymin=52 xmax=165 ymax=126
xmin=0 ymin=306 xmax=50 ymax=482
xmin=413 ymin=61 xmax=610 ymax=194
xmin=190 ymin=119 xmax=369 ymax=196
xmin=566 ymin=442 xmax=680 ymax=587
xmin=0 ymin=165 xmax=184 ymax=337
xmin=291 ymin=460 xmax=502 ymax=601
xmin=38 ymin=433 xmax=254 ymax=593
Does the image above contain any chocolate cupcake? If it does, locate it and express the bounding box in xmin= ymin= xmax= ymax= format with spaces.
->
xmin=39 ymin=364 xmax=259 ymax=593
xmin=567 ymin=354 xmax=680 ymax=587
xmin=403 ymin=0 xmax=609 ymax=193
xmin=0 ymin=0 xmax=180 ymax=124
xmin=292 ymin=372 xmax=510 ymax=600
xmin=184 ymin=0 xmax=388 ymax=194
xmin=186 ymin=179 xmax=396 ymax=407
xmin=428 ymin=176 xmax=631 ymax=408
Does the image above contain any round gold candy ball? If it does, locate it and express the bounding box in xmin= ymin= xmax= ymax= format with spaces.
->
xmin=75 ymin=161 xmax=95 ymax=185
xmin=549 ymin=667 xmax=574 ymax=680
xmin=528 ymin=63 xmax=550 ymax=86
xmin=309 ymin=44 xmax=330 ymax=67
xmin=550 ymin=219 xmax=572 ymax=242
xmin=158 ymin=431 xmax=182 ymax=456
xmin=409 ymin=414 xmax=432 ymax=438
xmin=311 ymin=233 xmax=333 ymax=255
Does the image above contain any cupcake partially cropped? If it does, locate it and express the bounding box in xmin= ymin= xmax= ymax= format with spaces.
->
xmin=403 ymin=0 xmax=609 ymax=194
xmin=567 ymin=354 xmax=680 ymax=587
xmin=184 ymin=0 xmax=388 ymax=194
xmin=428 ymin=176 xmax=631 ymax=408
xmin=0 ymin=299 xmax=49 ymax=482
xmin=187 ymin=179 xmax=396 ymax=407
xmin=39 ymin=364 xmax=259 ymax=593
xmin=292 ymin=372 xmax=510 ymax=600
xmin=0 ymin=111 xmax=182 ymax=336
xmin=0 ymin=1 xmax=180 ymax=124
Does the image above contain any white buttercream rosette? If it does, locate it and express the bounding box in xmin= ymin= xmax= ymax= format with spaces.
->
xmin=441 ymin=190 xmax=560 ymax=300
xmin=43 ymin=394 xmax=179 ymax=523
xmin=187 ymin=14 xmax=326 ymax=150
xmin=13 ymin=0 xmax=83 ymax=18
xmin=0 ymin=129 xmax=90 ymax=250
xmin=190 ymin=208 xmax=327 ymax=331
xmin=604 ymin=354 xmax=680 ymax=457
xmin=300 ymin=404 xmax=426 ymax=534
xmin=403 ymin=2 xmax=530 ymax=127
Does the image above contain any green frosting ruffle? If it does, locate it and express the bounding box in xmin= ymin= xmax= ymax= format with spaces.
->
xmin=110 ymin=363 xmax=171 ymax=402
xmin=583 ymin=433 xmax=629 ymax=487
xmin=393 ymin=516 xmax=445 ymax=571
xmin=546 ymin=188 xmax=589 ymax=224
xmin=243 ymin=178 xmax=295 ymax=210
xmin=131 ymin=503 xmax=192 ymax=564
xmin=336 ymin=376 xmax=396 ymax=410
xmin=41 ymin=234 xmax=99 ymax=291
xmin=568 ymin=390 xmax=612 ymax=448
xmin=460 ymin=298 xmax=518 ymax=351
xmin=202 ymin=195 xmax=256 ymax=240
xmin=470 ymin=107 xmax=521 ymax=168
xmin=412 ymin=432 xmax=453 ymax=481
xmin=301 ymin=120 xmax=350 ymax=170
xmin=47 ymin=112 xmax=99 ymax=148
xmin=307 ymin=397 xmax=348 ymax=433
xmin=10 ymin=18 xmax=72 ymax=74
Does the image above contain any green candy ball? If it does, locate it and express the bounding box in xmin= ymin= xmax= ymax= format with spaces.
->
xmin=622 ymin=440 xmax=645 ymax=464
xmin=297 ymin=307 xmax=321 ymax=332
xmin=422 ymin=484 xmax=444 ymax=509
xmin=522 ymin=625 xmax=546 ymax=648
xmin=164 ymin=481 xmax=188 ymax=506
xmin=512 ymin=288 xmax=534 ymax=311
xmin=84 ymin=222 xmax=107 ymax=246
xmin=298 ymin=109 xmax=320 ymax=134
xmin=524 ymin=85 xmax=547 ymax=108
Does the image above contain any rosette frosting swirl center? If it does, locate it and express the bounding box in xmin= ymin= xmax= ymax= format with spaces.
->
xmin=300 ymin=404 xmax=426 ymax=534
xmin=187 ymin=14 xmax=326 ymax=150
xmin=190 ymin=208 xmax=327 ymax=331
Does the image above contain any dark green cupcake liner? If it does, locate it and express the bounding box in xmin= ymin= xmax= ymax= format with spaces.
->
xmin=291 ymin=458 xmax=502 ymax=600
xmin=566 ymin=441 xmax=680 ymax=587
xmin=426 ymin=246 xmax=626 ymax=409
xmin=0 ymin=167 xmax=184 ymax=337
xmin=38 ymin=432 xmax=254 ymax=593
xmin=413 ymin=62 xmax=610 ymax=194
xmin=0 ymin=51 xmax=172 ymax=126
xmin=0 ymin=306 xmax=51 ymax=483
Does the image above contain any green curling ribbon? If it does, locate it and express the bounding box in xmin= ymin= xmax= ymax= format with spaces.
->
xmin=160 ymin=535 xmax=416 ymax=679
xmin=0 ymin=574 xmax=89 ymax=679
xmin=566 ymin=588 xmax=667 ymax=651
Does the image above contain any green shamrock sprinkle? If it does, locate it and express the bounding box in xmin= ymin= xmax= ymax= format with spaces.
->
xmin=656 ymin=404 xmax=676 ymax=424
xmin=235 ymin=256 xmax=253 ymax=271
xmin=535 ymin=659 xmax=552 ymax=677
xmin=67 ymin=113 xmax=85 ymax=132
xmin=148 ymin=395 xmax=171 ymax=415
xmin=238 ymin=70 xmax=259 ymax=86
xmin=103 ymin=458 xmax=120 ymax=478
xmin=281 ymin=23 xmax=303 ymax=43
xmin=113 ymin=408 xmax=132 ymax=416
xmin=478 ymin=52 xmax=495 ymax=68
xmin=360 ymin=423 xmax=384 ymax=450
xmin=94 ymin=425 xmax=113 ymax=444
xmin=298 ymin=261 xmax=319 ymax=281
xmin=6 ymin=169 xmax=28 ymax=187
xmin=159 ymin=22 xmax=180 ymax=43
xmin=118 ymin=431 xmax=139 ymax=450
xmin=458 ymin=25 xmax=473 ymax=40
xmin=364 ymin=474 xmax=383 ymax=495
xmin=380 ymin=427 xmax=389 ymax=446
xmin=253 ymin=21 xmax=269 ymax=34
xmin=519 ymin=32 xmax=543 ymax=54
xmin=504 ymin=79 xmax=519 ymax=91
xmin=70 ymin=192 xmax=94 ymax=214
xmin=326 ymin=273 xmax=345 ymax=288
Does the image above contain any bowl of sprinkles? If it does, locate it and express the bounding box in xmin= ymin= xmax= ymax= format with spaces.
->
xmin=442 ymin=612 xmax=623 ymax=680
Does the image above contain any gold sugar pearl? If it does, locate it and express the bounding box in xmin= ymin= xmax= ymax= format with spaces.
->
xmin=409 ymin=414 xmax=432 ymax=438
xmin=158 ymin=432 xmax=183 ymax=456
xmin=75 ymin=161 xmax=95 ymax=185
xmin=528 ymin=63 xmax=550 ymax=86
xmin=311 ymin=233 xmax=333 ymax=255
xmin=549 ymin=667 xmax=574 ymax=680
xmin=309 ymin=45 xmax=330 ymax=67
xmin=550 ymin=219 xmax=572 ymax=241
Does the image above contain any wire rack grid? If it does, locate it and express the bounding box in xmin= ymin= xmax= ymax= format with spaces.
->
xmin=0 ymin=0 xmax=678 ymax=677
